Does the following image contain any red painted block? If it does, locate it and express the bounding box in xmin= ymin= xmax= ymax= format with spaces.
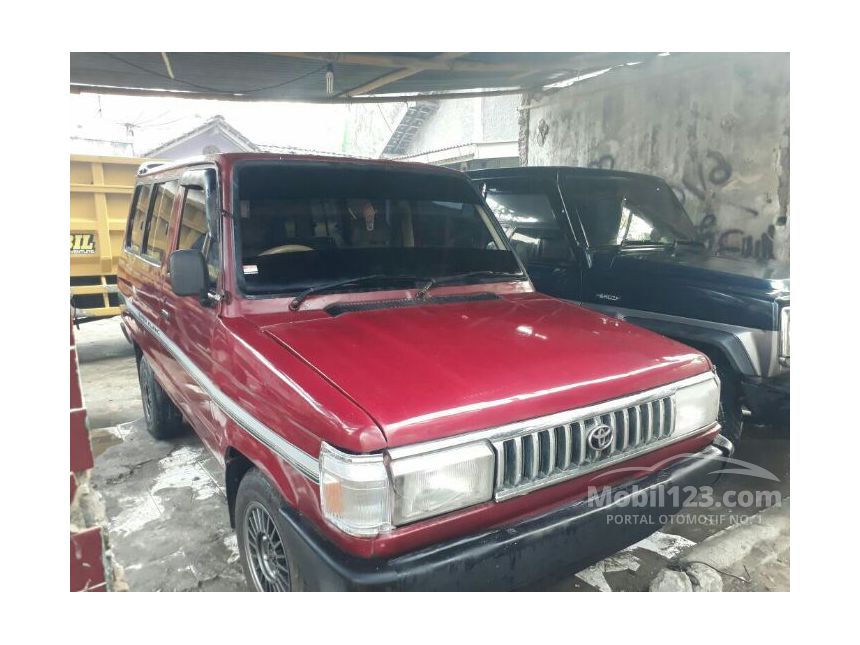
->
xmin=70 ymin=472 xmax=78 ymax=505
xmin=70 ymin=527 xmax=106 ymax=592
xmin=70 ymin=409 xmax=93 ymax=472
xmin=70 ymin=348 xmax=83 ymax=410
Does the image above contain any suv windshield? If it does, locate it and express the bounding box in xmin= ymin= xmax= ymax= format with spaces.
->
xmin=235 ymin=164 xmax=522 ymax=296
xmin=561 ymin=174 xmax=699 ymax=247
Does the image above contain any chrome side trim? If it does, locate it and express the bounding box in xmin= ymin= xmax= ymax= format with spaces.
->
xmin=386 ymin=371 xmax=716 ymax=461
xmin=779 ymin=305 xmax=790 ymax=363
xmin=125 ymin=301 xmax=320 ymax=482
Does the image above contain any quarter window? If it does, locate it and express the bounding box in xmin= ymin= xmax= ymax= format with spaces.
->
xmin=178 ymin=187 xmax=220 ymax=286
xmin=484 ymin=181 xmax=572 ymax=266
xmin=126 ymin=184 xmax=153 ymax=254
xmin=143 ymin=181 xmax=179 ymax=263
xmin=561 ymin=175 xmax=698 ymax=247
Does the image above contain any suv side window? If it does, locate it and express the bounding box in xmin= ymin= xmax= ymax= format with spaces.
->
xmin=177 ymin=187 xmax=220 ymax=287
xmin=142 ymin=180 xmax=179 ymax=264
xmin=126 ymin=184 xmax=153 ymax=254
xmin=483 ymin=179 xmax=574 ymax=267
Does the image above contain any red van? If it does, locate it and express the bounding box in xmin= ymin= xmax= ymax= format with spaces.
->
xmin=118 ymin=153 xmax=731 ymax=591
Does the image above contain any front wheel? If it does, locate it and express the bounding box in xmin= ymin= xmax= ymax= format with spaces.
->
xmin=236 ymin=468 xmax=304 ymax=592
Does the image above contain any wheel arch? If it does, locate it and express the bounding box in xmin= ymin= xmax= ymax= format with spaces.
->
xmin=225 ymin=446 xmax=256 ymax=528
xmin=623 ymin=315 xmax=753 ymax=377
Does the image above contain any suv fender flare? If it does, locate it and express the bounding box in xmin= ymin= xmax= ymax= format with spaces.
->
xmin=622 ymin=316 xmax=755 ymax=376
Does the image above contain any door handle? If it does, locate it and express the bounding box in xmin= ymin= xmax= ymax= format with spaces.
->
xmin=160 ymin=309 xmax=171 ymax=321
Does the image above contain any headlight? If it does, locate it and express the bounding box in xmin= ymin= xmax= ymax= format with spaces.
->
xmin=673 ymin=376 xmax=720 ymax=436
xmin=319 ymin=441 xmax=494 ymax=536
xmin=779 ymin=305 xmax=790 ymax=363
xmin=389 ymin=442 xmax=495 ymax=525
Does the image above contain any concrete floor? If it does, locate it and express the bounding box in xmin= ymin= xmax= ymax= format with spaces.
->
xmin=77 ymin=317 xmax=789 ymax=592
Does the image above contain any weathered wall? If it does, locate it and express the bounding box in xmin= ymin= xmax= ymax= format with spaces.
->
xmin=343 ymin=96 xmax=520 ymax=159
xmin=342 ymin=103 xmax=408 ymax=157
xmin=525 ymin=53 xmax=790 ymax=262
xmin=405 ymin=95 xmax=519 ymax=155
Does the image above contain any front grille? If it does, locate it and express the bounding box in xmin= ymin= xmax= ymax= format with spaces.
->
xmin=493 ymin=396 xmax=675 ymax=499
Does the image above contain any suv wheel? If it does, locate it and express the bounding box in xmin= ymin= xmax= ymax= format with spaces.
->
xmin=137 ymin=355 xmax=185 ymax=439
xmin=715 ymin=363 xmax=743 ymax=444
xmin=236 ymin=468 xmax=304 ymax=592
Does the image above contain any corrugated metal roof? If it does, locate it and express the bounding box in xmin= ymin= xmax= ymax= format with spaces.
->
xmin=70 ymin=52 xmax=657 ymax=103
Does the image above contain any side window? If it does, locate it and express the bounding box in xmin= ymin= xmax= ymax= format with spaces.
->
xmin=617 ymin=198 xmax=674 ymax=245
xmin=484 ymin=180 xmax=573 ymax=266
xmin=561 ymin=176 xmax=625 ymax=247
xmin=177 ymin=187 xmax=220 ymax=286
xmin=142 ymin=180 xmax=179 ymax=264
xmin=126 ymin=184 xmax=153 ymax=254
xmin=509 ymin=227 xmax=573 ymax=265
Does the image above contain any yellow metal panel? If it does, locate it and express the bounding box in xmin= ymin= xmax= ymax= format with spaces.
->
xmin=70 ymin=154 xmax=151 ymax=277
xmin=70 ymin=154 xmax=155 ymax=318
xmin=75 ymin=305 xmax=122 ymax=318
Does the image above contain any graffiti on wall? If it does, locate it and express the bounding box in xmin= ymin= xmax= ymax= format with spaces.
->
xmin=668 ymin=149 xmax=775 ymax=261
xmin=588 ymin=154 xmax=616 ymax=170
xmin=694 ymin=213 xmax=776 ymax=261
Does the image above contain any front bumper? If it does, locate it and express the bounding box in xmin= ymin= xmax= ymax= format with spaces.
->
xmin=741 ymin=372 xmax=789 ymax=425
xmin=279 ymin=439 xmax=733 ymax=591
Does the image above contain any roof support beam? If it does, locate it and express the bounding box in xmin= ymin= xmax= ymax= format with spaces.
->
xmin=341 ymin=52 xmax=468 ymax=97
xmin=160 ymin=52 xmax=175 ymax=79
xmin=70 ymin=83 xmax=530 ymax=104
xmin=274 ymin=52 xmax=545 ymax=74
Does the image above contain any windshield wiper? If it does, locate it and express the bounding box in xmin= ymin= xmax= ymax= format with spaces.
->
xmin=620 ymin=240 xmax=670 ymax=247
xmin=416 ymin=270 xmax=525 ymax=299
xmin=289 ymin=274 xmax=425 ymax=311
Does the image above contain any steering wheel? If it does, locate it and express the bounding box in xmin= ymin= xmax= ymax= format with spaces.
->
xmin=258 ymin=244 xmax=315 ymax=256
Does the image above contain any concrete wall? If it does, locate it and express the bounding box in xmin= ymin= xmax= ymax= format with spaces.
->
xmin=342 ymin=103 xmax=407 ymax=158
xmin=343 ymin=96 xmax=520 ymax=159
xmin=405 ymin=95 xmax=519 ymax=156
xmin=524 ymin=53 xmax=790 ymax=262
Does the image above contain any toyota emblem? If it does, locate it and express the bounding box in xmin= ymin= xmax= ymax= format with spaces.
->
xmin=587 ymin=423 xmax=614 ymax=451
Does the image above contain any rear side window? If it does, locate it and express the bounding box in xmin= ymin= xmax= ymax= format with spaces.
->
xmin=143 ymin=181 xmax=179 ymax=263
xmin=561 ymin=175 xmax=699 ymax=247
xmin=483 ymin=179 xmax=572 ymax=266
xmin=126 ymin=184 xmax=153 ymax=254
xmin=178 ymin=187 xmax=220 ymax=286
xmin=485 ymin=188 xmax=559 ymax=236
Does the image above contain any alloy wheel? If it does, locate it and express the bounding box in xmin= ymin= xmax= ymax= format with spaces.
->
xmin=140 ymin=366 xmax=154 ymax=424
xmin=243 ymin=502 xmax=291 ymax=592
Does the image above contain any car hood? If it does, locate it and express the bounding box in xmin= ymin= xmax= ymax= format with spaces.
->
xmin=261 ymin=294 xmax=709 ymax=447
xmin=609 ymin=247 xmax=789 ymax=291
xmin=587 ymin=248 xmax=789 ymax=329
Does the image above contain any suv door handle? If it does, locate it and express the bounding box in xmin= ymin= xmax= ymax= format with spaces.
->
xmin=160 ymin=309 xmax=171 ymax=321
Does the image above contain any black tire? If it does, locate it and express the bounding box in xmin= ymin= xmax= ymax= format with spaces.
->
xmin=715 ymin=362 xmax=744 ymax=445
xmin=235 ymin=468 xmax=304 ymax=592
xmin=137 ymin=355 xmax=185 ymax=439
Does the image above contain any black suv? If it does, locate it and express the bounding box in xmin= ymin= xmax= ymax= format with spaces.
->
xmin=469 ymin=167 xmax=789 ymax=442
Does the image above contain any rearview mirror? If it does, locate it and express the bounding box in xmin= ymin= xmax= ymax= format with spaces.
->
xmin=169 ymin=249 xmax=207 ymax=297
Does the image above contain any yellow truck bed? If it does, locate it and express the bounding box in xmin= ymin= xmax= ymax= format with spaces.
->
xmin=70 ymin=154 xmax=150 ymax=319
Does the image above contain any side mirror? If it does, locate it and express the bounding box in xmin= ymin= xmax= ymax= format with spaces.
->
xmin=169 ymin=249 xmax=207 ymax=297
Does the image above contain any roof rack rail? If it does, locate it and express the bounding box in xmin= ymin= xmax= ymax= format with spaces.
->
xmin=137 ymin=161 xmax=165 ymax=175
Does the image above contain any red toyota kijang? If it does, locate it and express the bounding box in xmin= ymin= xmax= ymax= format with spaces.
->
xmin=118 ymin=153 xmax=732 ymax=591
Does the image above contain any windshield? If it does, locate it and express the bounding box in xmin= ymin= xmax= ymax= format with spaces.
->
xmin=560 ymin=175 xmax=698 ymax=247
xmin=234 ymin=164 xmax=521 ymax=296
